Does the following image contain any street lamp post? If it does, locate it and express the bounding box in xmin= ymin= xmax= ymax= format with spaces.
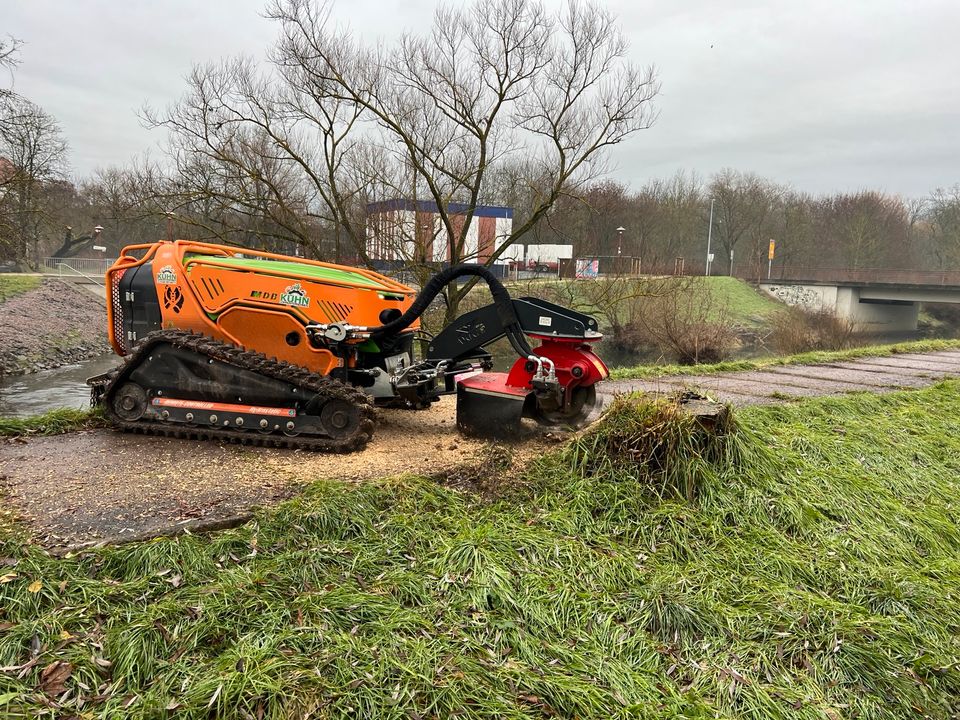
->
xmin=706 ymin=198 xmax=714 ymax=276
xmin=616 ymin=226 xmax=625 ymax=275
xmin=92 ymin=225 xmax=105 ymax=254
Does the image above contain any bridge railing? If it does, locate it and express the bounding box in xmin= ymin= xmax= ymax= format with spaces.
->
xmin=759 ymin=267 xmax=960 ymax=286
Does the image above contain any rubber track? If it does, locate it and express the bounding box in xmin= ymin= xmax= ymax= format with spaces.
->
xmin=91 ymin=329 xmax=376 ymax=453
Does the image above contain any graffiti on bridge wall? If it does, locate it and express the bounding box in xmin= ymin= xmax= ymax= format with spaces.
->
xmin=765 ymin=284 xmax=826 ymax=309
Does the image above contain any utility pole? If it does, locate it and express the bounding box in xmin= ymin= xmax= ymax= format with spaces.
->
xmin=706 ymin=199 xmax=714 ymax=276
xmin=616 ymin=226 xmax=625 ymax=275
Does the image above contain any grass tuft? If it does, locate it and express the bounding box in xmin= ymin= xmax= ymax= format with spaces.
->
xmin=0 ymin=407 xmax=103 ymax=437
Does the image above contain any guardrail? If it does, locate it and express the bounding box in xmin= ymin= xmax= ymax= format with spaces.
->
xmin=42 ymin=256 xmax=115 ymax=276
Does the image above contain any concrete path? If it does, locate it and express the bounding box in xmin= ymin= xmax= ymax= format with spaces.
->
xmin=602 ymin=350 xmax=960 ymax=405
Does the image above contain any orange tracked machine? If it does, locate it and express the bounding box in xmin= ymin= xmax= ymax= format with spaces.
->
xmin=91 ymin=240 xmax=608 ymax=452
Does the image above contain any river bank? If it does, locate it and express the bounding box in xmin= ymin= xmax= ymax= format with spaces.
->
xmin=0 ymin=277 xmax=110 ymax=376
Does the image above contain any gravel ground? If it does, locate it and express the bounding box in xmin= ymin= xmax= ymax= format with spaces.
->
xmin=0 ymin=279 xmax=109 ymax=375
xmin=0 ymin=396 xmax=558 ymax=550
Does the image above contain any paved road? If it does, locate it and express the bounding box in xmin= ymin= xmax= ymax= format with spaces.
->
xmin=602 ymin=350 xmax=960 ymax=404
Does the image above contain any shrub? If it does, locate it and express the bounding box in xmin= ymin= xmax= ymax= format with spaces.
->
xmin=769 ymin=306 xmax=864 ymax=354
xmin=611 ymin=277 xmax=738 ymax=364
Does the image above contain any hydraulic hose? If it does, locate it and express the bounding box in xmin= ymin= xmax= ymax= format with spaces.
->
xmin=368 ymin=264 xmax=533 ymax=358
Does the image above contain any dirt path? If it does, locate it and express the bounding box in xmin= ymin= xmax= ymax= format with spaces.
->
xmin=3 ymin=349 xmax=959 ymax=550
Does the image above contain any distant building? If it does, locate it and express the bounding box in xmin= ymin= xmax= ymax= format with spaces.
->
xmin=0 ymin=157 xmax=15 ymax=184
xmin=366 ymin=200 xmax=513 ymax=264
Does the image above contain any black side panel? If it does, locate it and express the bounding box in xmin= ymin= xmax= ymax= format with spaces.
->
xmin=427 ymin=297 xmax=602 ymax=363
xmin=119 ymin=262 xmax=163 ymax=345
xmin=516 ymin=297 xmax=600 ymax=334
xmin=426 ymin=304 xmax=507 ymax=363
xmin=513 ymin=297 xmax=597 ymax=338
xmin=127 ymin=344 xmax=308 ymax=408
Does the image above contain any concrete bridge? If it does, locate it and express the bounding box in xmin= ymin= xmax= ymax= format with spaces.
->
xmin=758 ymin=269 xmax=960 ymax=332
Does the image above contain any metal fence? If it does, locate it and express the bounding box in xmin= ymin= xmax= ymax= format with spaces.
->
xmin=42 ymin=257 xmax=116 ymax=276
xmin=42 ymin=257 xmax=115 ymax=287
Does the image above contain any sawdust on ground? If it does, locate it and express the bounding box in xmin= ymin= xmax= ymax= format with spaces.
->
xmin=0 ymin=397 xmax=555 ymax=549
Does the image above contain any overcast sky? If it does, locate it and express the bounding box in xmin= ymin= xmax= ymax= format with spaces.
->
xmin=4 ymin=0 xmax=959 ymax=197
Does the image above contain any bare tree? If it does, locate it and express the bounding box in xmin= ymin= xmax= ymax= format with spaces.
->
xmin=147 ymin=0 xmax=658 ymax=320
xmin=0 ymin=96 xmax=69 ymax=266
xmin=926 ymin=186 xmax=960 ymax=270
xmin=709 ymin=169 xmax=780 ymax=277
xmin=75 ymin=163 xmax=177 ymax=252
xmin=642 ymin=170 xmax=704 ymax=271
xmin=823 ymin=191 xmax=909 ymax=271
xmin=769 ymin=191 xmax=814 ymax=276
xmin=0 ymin=35 xmax=21 ymax=86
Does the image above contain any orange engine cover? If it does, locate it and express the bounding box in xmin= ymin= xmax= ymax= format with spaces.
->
xmin=105 ymin=240 xmax=417 ymax=375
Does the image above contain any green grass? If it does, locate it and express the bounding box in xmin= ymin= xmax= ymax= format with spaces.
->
xmin=493 ymin=276 xmax=782 ymax=328
xmin=0 ymin=275 xmax=41 ymax=303
xmin=612 ymin=337 xmax=960 ymax=379
xmin=3 ymin=385 xmax=960 ymax=717
xmin=697 ymin=276 xmax=782 ymax=324
xmin=0 ymin=407 xmax=102 ymax=437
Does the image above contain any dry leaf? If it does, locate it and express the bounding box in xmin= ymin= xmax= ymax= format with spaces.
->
xmin=0 ymin=573 xmax=17 ymax=584
xmin=39 ymin=660 xmax=72 ymax=696
xmin=207 ymin=683 xmax=223 ymax=708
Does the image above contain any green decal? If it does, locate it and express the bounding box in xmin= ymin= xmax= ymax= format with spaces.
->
xmin=280 ymin=282 xmax=310 ymax=308
xmin=156 ymin=265 xmax=177 ymax=284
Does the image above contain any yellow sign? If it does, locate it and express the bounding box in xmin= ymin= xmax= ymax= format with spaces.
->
xmin=768 ymin=239 xmax=776 ymax=260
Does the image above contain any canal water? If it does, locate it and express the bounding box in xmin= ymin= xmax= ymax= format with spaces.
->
xmin=0 ymin=354 xmax=121 ymax=417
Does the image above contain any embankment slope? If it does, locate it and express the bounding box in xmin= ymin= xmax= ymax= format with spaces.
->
xmin=0 ymin=277 xmax=109 ymax=375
